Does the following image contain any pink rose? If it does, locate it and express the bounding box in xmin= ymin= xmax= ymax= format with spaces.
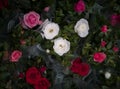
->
xmin=44 ymin=6 xmax=50 ymax=12
xmin=74 ymin=0 xmax=85 ymax=13
xmin=24 ymin=11 xmax=41 ymax=28
xmin=110 ymin=14 xmax=120 ymax=26
xmin=20 ymin=39 xmax=26 ymax=45
xmin=110 ymin=14 xmax=118 ymax=26
xmin=101 ymin=25 xmax=108 ymax=33
xmin=101 ymin=40 xmax=107 ymax=47
xmin=26 ymin=67 xmax=42 ymax=85
xmin=10 ymin=50 xmax=22 ymax=62
xmin=93 ymin=52 xmax=106 ymax=63
xmin=112 ymin=46 xmax=119 ymax=52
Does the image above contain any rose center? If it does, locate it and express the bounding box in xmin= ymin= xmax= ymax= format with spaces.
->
xmin=49 ymin=29 xmax=54 ymax=33
xmin=79 ymin=24 xmax=86 ymax=31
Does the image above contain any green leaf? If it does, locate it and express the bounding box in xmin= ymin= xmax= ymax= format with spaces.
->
xmin=107 ymin=42 xmax=112 ymax=49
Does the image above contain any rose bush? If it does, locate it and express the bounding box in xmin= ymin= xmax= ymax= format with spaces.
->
xmin=0 ymin=0 xmax=120 ymax=89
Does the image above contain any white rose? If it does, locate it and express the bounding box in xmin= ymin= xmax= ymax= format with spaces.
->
xmin=53 ymin=37 xmax=70 ymax=56
xmin=74 ymin=18 xmax=89 ymax=37
xmin=42 ymin=20 xmax=59 ymax=40
xmin=105 ymin=72 xmax=111 ymax=79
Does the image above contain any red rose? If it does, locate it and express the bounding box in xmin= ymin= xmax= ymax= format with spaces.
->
xmin=70 ymin=63 xmax=80 ymax=74
xmin=70 ymin=58 xmax=82 ymax=73
xmin=93 ymin=52 xmax=106 ymax=63
xmin=70 ymin=58 xmax=90 ymax=76
xmin=0 ymin=0 xmax=8 ymax=10
xmin=10 ymin=50 xmax=22 ymax=62
xmin=78 ymin=63 xmax=90 ymax=76
xmin=71 ymin=57 xmax=82 ymax=65
xmin=26 ymin=67 xmax=42 ymax=85
xmin=34 ymin=78 xmax=51 ymax=89
xmin=101 ymin=25 xmax=108 ymax=33
xmin=39 ymin=66 xmax=47 ymax=73
xmin=74 ymin=0 xmax=85 ymax=13
xmin=101 ymin=40 xmax=107 ymax=47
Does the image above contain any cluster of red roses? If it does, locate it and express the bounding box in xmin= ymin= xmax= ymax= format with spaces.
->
xmin=26 ymin=67 xmax=50 ymax=89
xmin=70 ymin=58 xmax=90 ymax=76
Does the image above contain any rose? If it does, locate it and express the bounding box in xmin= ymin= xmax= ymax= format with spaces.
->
xmin=24 ymin=11 xmax=41 ymax=28
xmin=70 ymin=57 xmax=82 ymax=73
xmin=10 ymin=50 xmax=22 ymax=62
xmin=78 ymin=63 xmax=90 ymax=76
xmin=101 ymin=25 xmax=108 ymax=33
xmin=0 ymin=0 xmax=8 ymax=10
xmin=74 ymin=0 xmax=85 ymax=13
xmin=101 ymin=40 xmax=107 ymax=47
xmin=112 ymin=46 xmax=119 ymax=52
xmin=53 ymin=37 xmax=70 ymax=56
xmin=71 ymin=57 xmax=82 ymax=65
xmin=70 ymin=61 xmax=81 ymax=74
xmin=93 ymin=52 xmax=106 ymax=63
xmin=70 ymin=58 xmax=90 ymax=76
xmin=42 ymin=20 xmax=60 ymax=40
xmin=110 ymin=14 xmax=120 ymax=26
xmin=26 ymin=67 xmax=41 ymax=85
xmin=34 ymin=78 xmax=50 ymax=89
xmin=39 ymin=66 xmax=47 ymax=73
xmin=74 ymin=18 xmax=89 ymax=37
xmin=44 ymin=6 xmax=50 ymax=12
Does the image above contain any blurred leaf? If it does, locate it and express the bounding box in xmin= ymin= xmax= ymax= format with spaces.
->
xmin=107 ymin=42 xmax=112 ymax=49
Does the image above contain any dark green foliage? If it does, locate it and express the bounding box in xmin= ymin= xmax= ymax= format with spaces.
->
xmin=0 ymin=0 xmax=120 ymax=89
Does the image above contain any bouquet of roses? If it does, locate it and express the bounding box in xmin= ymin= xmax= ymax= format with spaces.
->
xmin=0 ymin=0 xmax=120 ymax=89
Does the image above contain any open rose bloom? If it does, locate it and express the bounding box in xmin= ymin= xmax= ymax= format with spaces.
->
xmin=53 ymin=37 xmax=70 ymax=56
xmin=41 ymin=20 xmax=60 ymax=40
xmin=74 ymin=0 xmax=85 ymax=13
xmin=70 ymin=58 xmax=90 ymax=76
xmin=10 ymin=50 xmax=22 ymax=62
xmin=93 ymin=52 xmax=106 ymax=63
xmin=74 ymin=18 xmax=89 ymax=37
xmin=23 ymin=11 xmax=41 ymax=28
